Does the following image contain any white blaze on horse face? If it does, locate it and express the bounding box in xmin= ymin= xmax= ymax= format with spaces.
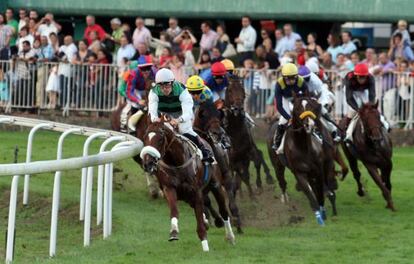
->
xmin=148 ymin=132 xmax=156 ymax=141
xmin=301 ymin=99 xmax=308 ymax=111
xmin=305 ymin=117 xmax=315 ymax=134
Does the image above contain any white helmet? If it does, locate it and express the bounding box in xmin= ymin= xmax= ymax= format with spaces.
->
xmin=305 ymin=60 xmax=319 ymax=74
xmin=155 ymin=68 xmax=175 ymax=84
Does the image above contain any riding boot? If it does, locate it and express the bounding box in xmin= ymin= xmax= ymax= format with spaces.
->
xmin=184 ymin=133 xmax=215 ymax=164
xmin=343 ymin=117 xmax=353 ymax=144
xmin=272 ymin=124 xmax=287 ymax=150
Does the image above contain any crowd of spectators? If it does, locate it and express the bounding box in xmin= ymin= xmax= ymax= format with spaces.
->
xmin=0 ymin=7 xmax=412 ymax=118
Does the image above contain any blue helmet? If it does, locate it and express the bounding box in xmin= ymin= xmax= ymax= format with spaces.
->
xmin=298 ymin=65 xmax=311 ymax=78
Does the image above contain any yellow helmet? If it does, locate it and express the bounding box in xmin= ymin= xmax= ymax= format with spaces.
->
xmin=221 ymin=59 xmax=235 ymax=71
xmin=186 ymin=75 xmax=206 ymax=91
xmin=281 ymin=63 xmax=298 ymax=77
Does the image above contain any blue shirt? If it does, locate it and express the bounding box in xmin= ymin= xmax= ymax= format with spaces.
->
xmin=200 ymin=68 xmax=229 ymax=92
xmin=38 ymin=44 xmax=54 ymax=60
xmin=275 ymin=77 xmax=309 ymax=120
xmin=277 ymin=32 xmax=302 ymax=57
xmin=341 ymin=41 xmax=357 ymax=55
xmin=327 ymin=46 xmax=344 ymax=64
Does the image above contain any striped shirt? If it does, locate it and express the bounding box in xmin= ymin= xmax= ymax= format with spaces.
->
xmin=0 ymin=25 xmax=12 ymax=50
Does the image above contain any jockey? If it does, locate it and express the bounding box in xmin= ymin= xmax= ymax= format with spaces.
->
xmin=200 ymin=62 xmax=229 ymax=102
xmin=122 ymin=56 xmax=157 ymax=132
xmin=298 ymin=65 xmax=341 ymax=142
xmin=148 ymin=68 xmax=214 ymax=163
xmin=186 ymin=75 xmax=231 ymax=149
xmin=344 ymin=63 xmax=389 ymax=142
xmin=272 ymin=63 xmax=309 ymax=150
xmin=221 ymin=58 xmax=236 ymax=77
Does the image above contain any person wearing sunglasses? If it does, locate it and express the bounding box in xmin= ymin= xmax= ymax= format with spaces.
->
xmin=298 ymin=65 xmax=341 ymax=142
xmin=148 ymin=68 xmax=214 ymax=163
xmin=272 ymin=63 xmax=309 ymax=151
xmin=123 ymin=55 xmax=157 ymax=132
xmin=343 ymin=63 xmax=389 ymax=143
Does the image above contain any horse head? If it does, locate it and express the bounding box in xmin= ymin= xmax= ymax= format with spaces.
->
xmin=141 ymin=121 xmax=173 ymax=174
xmin=225 ymin=76 xmax=245 ymax=116
xmin=359 ymin=101 xmax=382 ymax=142
xmin=292 ymin=93 xmax=321 ymax=134
xmin=195 ymin=102 xmax=223 ymax=142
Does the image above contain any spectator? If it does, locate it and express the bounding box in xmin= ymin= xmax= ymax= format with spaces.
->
xmin=388 ymin=32 xmax=414 ymax=62
xmin=235 ymin=16 xmax=257 ymax=64
xmin=15 ymin=40 xmax=36 ymax=106
xmin=5 ymin=8 xmax=18 ymax=47
xmin=395 ymin=60 xmax=411 ymax=121
xmin=121 ymin=23 xmax=131 ymax=38
xmin=84 ymin=15 xmax=106 ymax=45
xmin=274 ymin=28 xmax=284 ymax=57
xmin=211 ymin=47 xmax=224 ymax=63
xmin=17 ymin=27 xmax=34 ymax=52
xmin=29 ymin=10 xmax=39 ymax=21
xmin=88 ymin=30 xmax=102 ymax=55
xmin=136 ymin=43 xmax=150 ymax=57
xmin=0 ymin=66 xmax=9 ymax=107
xmin=260 ymin=29 xmax=273 ymax=54
xmin=215 ymin=24 xmax=230 ymax=54
xmin=341 ymin=31 xmax=357 ymax=55
xmin=374 ymin=52 xmax=396 ymax=81
xmin=108 ymin=18 xmax=124 ymax=55
xmin=36 ymin=35 xmax=55 ymax=107
xmin=335 ymin=53 xmax=354 ymax=76
xmin=57 ymin=35 xmax=78 ymax=107
xmin=45 ymin=64 xmax=60 ymax=109
xmin=294 ymin=39 xmax=306 ymax=65
xmin=158 ymin=47 xmax=173 ymax=68
xmin=36 ymin=13 xmax=61 ymax=43
xmin=32 ymin=38 xmax=41 ymax=57
xmin=361 ymin=48 xmax=377 ymax=69
xmin=278 ymin=23 xmax=302 ymax=57
xmin=72 ymin=39 xmax=93 ymax=64
xmin=166 ymin=17 xmax=181 ymax=52
xmin=28 ymin=18 xmax=39 ymax=38
xmin=195 ymin=50 xmax=211 ymax=73
xmin=174 ymin=27 xmax=197 ymax=53
xmin=0 ymin=14 xmax=12 ymax=50
xmin=326 ymin=33 xmax=343 ymax=64
xmin=169 ymin=53 xmax=188 ymax=84
xmin=240 ymin=59 xmax=255 ymax=111
xmin=199 ymin=21 xmax=218 ymax=59
xmin=321 ymin=51 xmax=333 ymax=70
xmin=151 ymin=31 xmax=171 ymax=57
xmin=116 ymin=35 xmax=136 ymax=67
xmin=350 ymin=51 xmax=360 ymax=67
xmin=132 ymin=17 xmax=152 ymax=50
xmin=18 ymin=8 xmax=27 ymax=31
xmin=86 ymin=53 xmax=98 ymax=106
xmin=256 ymin=45 xmax=279 ymax=69
xmin=392 ymin=20 xmax=411 ymax=46
xmin=306 ymin=32 xmax=323 ymax=57
xmin=49 ymin=32 xmax=60 ymax=54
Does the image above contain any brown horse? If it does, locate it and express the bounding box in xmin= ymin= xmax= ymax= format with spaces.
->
xmin=340 ymin=102 xmax=395 ymax=210
xmin=193 ymin=101 xmax=243 ymax=233
xmin=140 ymin=121 xmax=236 ymax=251
xmin=270 ymin=95 xmax=336 ymax=225
xmin=223 ymin=76 xmax=274 ymax=196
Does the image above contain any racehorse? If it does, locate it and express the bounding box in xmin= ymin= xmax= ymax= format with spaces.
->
xmin=340 ymin=102 xmax=395 ymax=211
xmin=140 ymin=120 xmax=236 ymax=251
xmin=269 ymin=95 xmax=336 ymax=225
xmin=223 ymin=75 xmax=274 ymax=196
xmin=193 ymin=101 xmax=242 ymax=233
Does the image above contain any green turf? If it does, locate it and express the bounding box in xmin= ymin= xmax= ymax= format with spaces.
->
xmin=0 ymin=130 xmax=413 ymax=264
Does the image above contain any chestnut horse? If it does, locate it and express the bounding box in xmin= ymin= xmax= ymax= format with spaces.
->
xmin=340 ymin=102 xmax=395 ymax=210
xmin=140 ymin=121 xmax=236 ymax=251
xmin=223 ymin=76 xmax=274 ymax=196
xmin=193 ymin=101 xmax=242 ymax=233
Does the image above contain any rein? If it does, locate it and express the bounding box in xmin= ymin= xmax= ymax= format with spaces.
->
xmin=158 ymin=134 xmax=199 ymax=171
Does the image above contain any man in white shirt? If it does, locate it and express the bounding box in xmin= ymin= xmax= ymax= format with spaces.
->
xmin=57 ymin=35 xmax=78 ymax=107
xmin=278 ymin=24 xmax=302 ymax=57
xmin=36 ymin=13 xmax=62 ymax=43
xmin=132 ymin=17 xmax=152 ymax=50
xmin=116 ymin=35 xmax=136 ymax=67
xmin=341 ymin=31 xmax=357 ymax=55
xmin=18 ymin=8 xmax=27 ymax=31
xmin=166 ymin=17 xmax=182 ymax=53
xmin=235 ymin=16 xmax=257 ymax=64
xmin=17 ymin=27 xmax=34 ymax=52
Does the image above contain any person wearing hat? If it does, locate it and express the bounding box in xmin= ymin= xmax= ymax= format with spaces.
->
xmin=221 ymin=58 xmax=236 ymax=76
xmin=343 ymin=63 xmax=389 ymax=143
xmin=272 ymin=63 xmax=309 ymax=150
xmin=200 ymin=61 xmax=229 ymax=102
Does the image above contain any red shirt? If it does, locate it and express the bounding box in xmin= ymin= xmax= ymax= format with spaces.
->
xmin=297 ymin=48 xmax=306 ymax=66
xmin=84 ymin=24 xmax=107 ymax=45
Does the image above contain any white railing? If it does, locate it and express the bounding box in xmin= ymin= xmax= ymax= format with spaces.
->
xmin=0 ymin=115 xmax=143 ymax=263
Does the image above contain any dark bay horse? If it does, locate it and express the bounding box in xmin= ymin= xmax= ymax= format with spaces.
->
xmin=270 ymin=96 xmax=336 ymax=225
xmin=193 ymin=101 xmax=242 ymax=233
xmin=140 ymin=121 xmax=236 ymax=251
xmin=223 ymin=76 xmax=274 ymax=196
xmin=340 ymin=102 xmax=395 ymax=210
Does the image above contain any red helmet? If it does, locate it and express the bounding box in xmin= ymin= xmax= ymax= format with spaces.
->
xmin=211 ymin=62 xmax=227 ymax=76
xmin=354 ymin=63 xmax=369 ymax=76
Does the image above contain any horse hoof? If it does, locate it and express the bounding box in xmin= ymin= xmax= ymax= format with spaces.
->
xmin=266 ymin=177 xmax=275 ymax=185
xmin=236 ymin=227 xmax=243 ymax=234
xmin=386 ymin=204 xmax=396 ymax=212
xmin=315 ymin=211 xmax=325 ymax=226
xmin=357 ymin=190 xmax=365 ymax=197
xmin=169 ymin=230 xmax=179 ymax=241
xmin=215 ymin=218 xmax=224 ymax=228
xmin=225 ymin=235 xmax=236 ymax=245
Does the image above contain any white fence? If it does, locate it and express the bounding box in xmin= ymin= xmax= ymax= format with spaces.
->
xmin=0 ymin=115 xmax=143 ymax=263
xmin=0 ymin=59 xmax=413 ymax=129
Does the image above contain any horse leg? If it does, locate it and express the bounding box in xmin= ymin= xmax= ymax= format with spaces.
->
xmin=327 ymin=190 xmax=337 ymax=216
xmin=334 ymin=147 xmax=349 ymax=181
xmin=315 ymin=171 xmax=327 ymax=221
xmin=380 ymin=160 xmax=393 ymax=192
xmin=365 ymin=164 xmax=395 ymax=211
xmin=163 ymin=187 xmax=179 ymax=241
xmin=252 ymin=154 xmax=263 ymax=193
xmin=193 ymin=190 xmax=209 ymax=251
xmin=145 ymin=172 xmax=162 ymax=199
xmin=256 ymin=147 xmax=274 ymax=185
xmin=210 ymin=181 xmax=236 ymax=244
xmin=275 ymin=159 xmax=289 ymax=203
xmin=294 ymin=172 xmax=324 ymax=226
xmin=203 ymin=194 xmax=222 ymax=229
xmin=223 ymin=173 xmax=243 ymax=234
xmin=240 ymin=163 xmax=254 ymax=199
xmin=343 ymin=145 xmax=365 ymax=196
